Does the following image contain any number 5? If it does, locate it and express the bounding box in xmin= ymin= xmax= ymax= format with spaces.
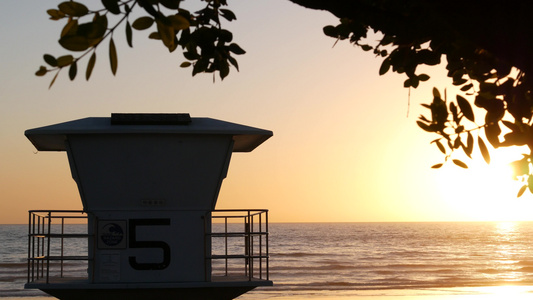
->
xmin=128 ymin=219 xmax=171 ymax=270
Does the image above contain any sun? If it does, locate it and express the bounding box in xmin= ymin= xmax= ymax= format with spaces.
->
xmin=435 ymin=147 xmax=533 ymax=221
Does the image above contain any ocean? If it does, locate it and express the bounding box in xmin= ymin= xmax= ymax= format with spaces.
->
xmin=2 ymin=222 xmax=533 ymax=298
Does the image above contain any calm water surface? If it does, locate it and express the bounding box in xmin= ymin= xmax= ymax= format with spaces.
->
xmin=2 ymin=222 xmax=533 ymax=297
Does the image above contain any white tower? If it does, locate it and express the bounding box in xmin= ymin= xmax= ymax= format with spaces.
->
xmin=24 ymin=113 xmax=273 ymax=300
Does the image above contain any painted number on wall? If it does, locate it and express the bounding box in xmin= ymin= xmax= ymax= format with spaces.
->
xmin=128 ymin=218 xmax=171 ymax=270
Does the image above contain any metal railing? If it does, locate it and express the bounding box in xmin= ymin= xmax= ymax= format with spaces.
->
xmin=27 ymin=209 xmax=269 ymax=285
xmin=207 ymin=209 xmax=269 ymax=281
xmin=27 ymin=210 xmax=91 ymax=284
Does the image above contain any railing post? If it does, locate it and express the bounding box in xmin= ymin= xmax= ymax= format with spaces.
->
xmin=27 ymin=212 xmax=31 ymax=283
xmin=46 ymin=212 xmax=52 ymax=284
xmin=248 ymin=211 xmax=253 ymax=281
xmin=42 ymin=216 xmax=46 ymax=279
xmin=266 ymin=210 xmax=269 ymax=281
xmin=259 ymin=212 xmax=263 ymax=279
xmin=36 ymin=215 xmax=41 ymax=280
xmin=224 ymin=217 xmax=228 ymax=277
xmin=60 ymin=217 xmax=65 ymax=277
xmin=243 ymin=215 xmax=248 ymax=278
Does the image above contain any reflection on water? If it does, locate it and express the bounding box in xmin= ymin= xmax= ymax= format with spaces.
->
xmin=491 ymin=222 xmax=522 ymax=282
xmin=242 ymin=285 xmax=533 ymax=299
xmin=4 ymin=223 xmax=533 ymax=298
xmin=496 ymin=221 xmax=517 ymax=238
xmin=460 ymin=285 xmax=533 ymax=300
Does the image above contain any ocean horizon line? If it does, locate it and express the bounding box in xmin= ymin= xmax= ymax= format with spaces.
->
xmin=3 ymin=220 xmax=533 ymax=225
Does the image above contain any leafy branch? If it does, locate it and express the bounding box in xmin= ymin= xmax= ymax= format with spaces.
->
xmin=34 ymin=1 xmax=533 ymax=197
xmin=321 ymin=7 xmax=533 ymax=196
xmin=417 ymin=87 xmax=490 ymax=169
xmin=36 ymin=0 xmax=245 ymax=87
xmin=36 ymin=1 xmax=133 ymax=87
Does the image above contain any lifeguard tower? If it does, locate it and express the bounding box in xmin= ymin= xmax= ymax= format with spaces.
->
xmin=24 ymin=113 xmax=273 ymax=300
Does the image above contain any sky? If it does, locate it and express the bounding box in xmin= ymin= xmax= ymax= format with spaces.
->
xmin=2 ymin=0 xmax=533 ymax=224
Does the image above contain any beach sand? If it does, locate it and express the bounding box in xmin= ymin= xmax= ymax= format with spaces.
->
xmin=5 ymin=286 xmax=533 ymax=299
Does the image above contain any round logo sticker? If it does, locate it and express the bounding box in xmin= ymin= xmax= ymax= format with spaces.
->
xmin=100 ymin=223 xmax=124 ymax=247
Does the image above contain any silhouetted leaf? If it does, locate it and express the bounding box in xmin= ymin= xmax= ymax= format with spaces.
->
xmin=132 ymin=17 xmax=154 ymax=30
xmin=453 ymin=136 xmax=462 ymax=149
xmin=102 ymin=0 xmax=121 ymax=14
xmin=168 ymin=15 xmax=190 ymax=30
xmin=465 ymin=132 xmax=473 ymax=158
xmin=431 ymin=163 xmax=443 ymax=169
xmin=68 ymin=61 xmax=77 ymax=80
xmin=219 ymin=60 xmax=230 ymax=80
xmin=436 ymin=140 xmax=446 ymax=154
xmin=86 ymin=52 xmax=96 ymax=80
xmin=157 ymin=0 xmax=177 ymax=9
xmin=452 ymin=159 xmax=468 ymax=168
xmin=109 ymin=38 xmax=118 ymax=75
xmin=478 ymin=137 xmax=490 ymax=164
xmin=59 ymin=35 xmax=90 ymax=52
xmin=404 ymin=78 xmax=419 ymax=88
xmin=455 ymin=125 xmax=464 ymax=134
xmin=411 ymin=77 xmax=420 ymax=88
xmin=220 ymin=30 xmax=234 ymax=43
xmin=47 ymin=9 xmax=65 ymax=20
xmin=89 ymin=14 xmax=108 ymax=39
xmin=450 ymin=102 xmax=459 ymax=124
xmin=43 ymin=54 xmax=57 ymax=67
xmin=76 ymin=15 xmax=107 ymax=41
xmin=228 ymin=55 xmax=239 ymax=71
xmin=61 ymin=19 xmax=78 ymax=38
xmin=517 ymin=184 xmax=527 ymax=198
xmin=156 ymin=20 xmax=176 ymax=51
xmin=180 ymin=61 xmax=191 ymax=68
xmin=418 ymin=74 xmax=430 ymax=81
xmin=148 ymin=32 xmax=161 ymax=40
xmin=220 ymin=9 xmax=237 ymax=21
xmin=35 ymin=66 xmax=47 ymax=76
xmin=192 ymin=59 xmax=208 ymax=76
xmin=183 ymin=51 xmax=200 ymax=60
xmin=419 ymin=115 xmax=430 ymax=122
xmin=56 ymin=55 xmax=73 ymax=67
xmin=460 ymin=83 xmax=473 ymax=91
xmin=485 ymin=123 xmax=501 ymax=148
xmin=58 ymin=1 xmax=89 ymax=17
xmin=453 ymin=78 xmax=468 ymax=85
xmin=432 ymin=87 xmax=441 ymax=99
xmin=360 ymin=44 xmax=373 ymax=51
xmin=379 ymin=58 xmax=391 ymax=75
xmin=229 ymin=43 xmax=245 ymax=55
xmin=456 ymin=95 xmax=475 ymax=122
xmin=323 ymin=25 xmax=338 ymax=38
xmin=416 ymin=120 xmax=432 ymax=132
xmin=126 ymin=21 xmax=133 ymax=47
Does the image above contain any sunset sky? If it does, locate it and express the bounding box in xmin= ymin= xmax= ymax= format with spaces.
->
xmin=2 ymin=0 xmax=533 ymax=224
